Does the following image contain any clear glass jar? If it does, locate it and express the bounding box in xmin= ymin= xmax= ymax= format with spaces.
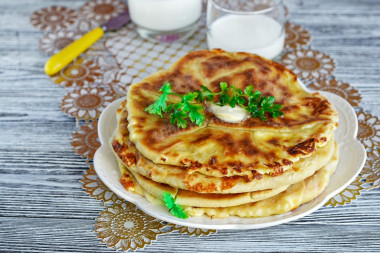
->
xmin=207 ymin=0 xmax=285 ymax=59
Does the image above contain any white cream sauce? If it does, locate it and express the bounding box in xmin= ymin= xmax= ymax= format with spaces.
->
xmin=207 ymin=102 xmax=250 ymax=123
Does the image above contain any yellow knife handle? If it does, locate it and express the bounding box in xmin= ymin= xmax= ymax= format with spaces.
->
xmin=44 ymin=27 xmax=104 ymax=76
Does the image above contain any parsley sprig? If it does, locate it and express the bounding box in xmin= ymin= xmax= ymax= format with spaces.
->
xmin=162 ymin=192 xmax=188 ymax=219
xmin=144 ymin=82 xmax=205 ymax=129
xmin=144 ymin=81 xmax=283 ymax=128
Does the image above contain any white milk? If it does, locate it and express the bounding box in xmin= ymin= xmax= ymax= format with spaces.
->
xmin=207 ymin=15 xmax=285 ymax=59
xmin=128 ymin=0 xmax=202 ymax=31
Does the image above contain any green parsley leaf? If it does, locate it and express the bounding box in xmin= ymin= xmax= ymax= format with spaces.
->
xmin=144 ymin=95 xmax=167 ymax=118
xmin=188 ymin=104 xmax=205 ymax=125
xmin=171 ymin=205 xmax=189 ymax=219
xmin=170 ymin=109 xmax=188 ymax=128
xmin=229 ymin=96 xmax=237 ymax=108
xmin=219 ymin=82 xmax=229 ymax=92
xmin=144 ymin=83 xmax=172 ymax=118
xmin=159 ymin=82 xmax=172 ymax=93
xmin=163 ymin=192 xmax=175 ymax=210
xmin=236 ymin=96 xmax=246 ymax=107
xmin=218 ymin=93 xmax=230 ymax=106
xmin=244 ymin=85 xmax=254 ymax=96
xmin=162 ymin=192 xmax=188 ymax=219
xmin=164 ymin=103 xmax=175 ymax=113
xmin=228 ymin=86 xmax=245 ymax=108
xmin=182 ymin=92 xmax=198 ymax=104
xmin=195 ymin=86 xmax=214 ymax=102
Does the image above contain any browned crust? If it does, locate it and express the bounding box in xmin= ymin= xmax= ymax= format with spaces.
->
xmin=286 ymin=138 xmax=316 ymax=156
xmin=120 ymin=173 xmax=135 ymax=191
xmin=112 ymin=140 xmax=137 ymax=167
xmin=304 ymin=96 xmax=331 ymax=115
xmin=184 ymin=181 xmax=218 ymax=193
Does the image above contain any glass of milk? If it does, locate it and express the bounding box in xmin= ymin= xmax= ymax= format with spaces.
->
xmin=128 ymin=0 xmax=202 ymax=43
xmin=207 ymin=0 xmax=286 ymax=59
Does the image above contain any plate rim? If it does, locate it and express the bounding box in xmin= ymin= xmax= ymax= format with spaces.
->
xmin=94 ymin=83 xmax=366 ymax=230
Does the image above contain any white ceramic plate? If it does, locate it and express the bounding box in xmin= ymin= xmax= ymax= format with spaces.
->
xmin=94 ymin=83 xmax=366 ymax=230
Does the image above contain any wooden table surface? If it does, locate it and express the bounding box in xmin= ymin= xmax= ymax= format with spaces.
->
xmin=1 ymin=0 xmax=379 ymax=252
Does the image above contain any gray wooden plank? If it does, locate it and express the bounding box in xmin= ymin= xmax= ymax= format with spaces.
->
xmin=1 ymin=217 xmax=379 ymax=253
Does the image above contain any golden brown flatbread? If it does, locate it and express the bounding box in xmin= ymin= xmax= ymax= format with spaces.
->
xmin=126 ymin=49 xmax=338 ymax=178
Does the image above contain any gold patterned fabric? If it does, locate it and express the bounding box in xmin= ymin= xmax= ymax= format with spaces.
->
xmin=285 ymin=23 xmax=311 ymax=49
xmin=71 ymin=121 xmax=100 ymax=161
xmin=280 ymin=49 xmax=335 ymax=80
xmin=30 ymin=6 xmax=78 ymax=31
xmin=95 ymin=202 xmax=170 ymax=251
xmin=29 ymin=1 xmax=380 ymax=251
xmin=309 ymin=78 xmax=362 ymax=107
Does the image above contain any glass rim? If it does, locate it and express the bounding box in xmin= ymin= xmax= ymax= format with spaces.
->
xmin=208 ymin=0 xmax=283 ymax=15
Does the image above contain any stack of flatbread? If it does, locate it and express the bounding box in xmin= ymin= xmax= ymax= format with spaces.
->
xmin=111 ymin=49 xmax=339 ymax=218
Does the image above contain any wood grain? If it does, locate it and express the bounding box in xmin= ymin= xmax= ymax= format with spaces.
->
xmin=0 ymin=0 xmax=379 ymax=252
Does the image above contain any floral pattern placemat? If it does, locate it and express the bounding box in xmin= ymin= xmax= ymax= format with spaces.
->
xmin=30 ymin=0 xmax=379 ymax=251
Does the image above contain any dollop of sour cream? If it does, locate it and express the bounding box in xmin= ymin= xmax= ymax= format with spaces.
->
xmin=207 ymin=102 xmax=250 ymax=123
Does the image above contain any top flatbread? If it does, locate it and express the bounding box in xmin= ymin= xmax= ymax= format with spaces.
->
xmin=126 ymin=49 xmax=338 ymax=178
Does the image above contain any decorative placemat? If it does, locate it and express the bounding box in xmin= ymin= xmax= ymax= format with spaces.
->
xmin=31 ymin=0 xmax=379 ymax=251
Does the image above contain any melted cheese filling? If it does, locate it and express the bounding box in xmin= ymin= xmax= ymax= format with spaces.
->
xmin=207 ymin=102 xmax=250 ymax=123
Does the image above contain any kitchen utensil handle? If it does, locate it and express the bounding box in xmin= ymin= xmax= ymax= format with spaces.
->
xmin=44 ymin=27 xmax=104 ymax=76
